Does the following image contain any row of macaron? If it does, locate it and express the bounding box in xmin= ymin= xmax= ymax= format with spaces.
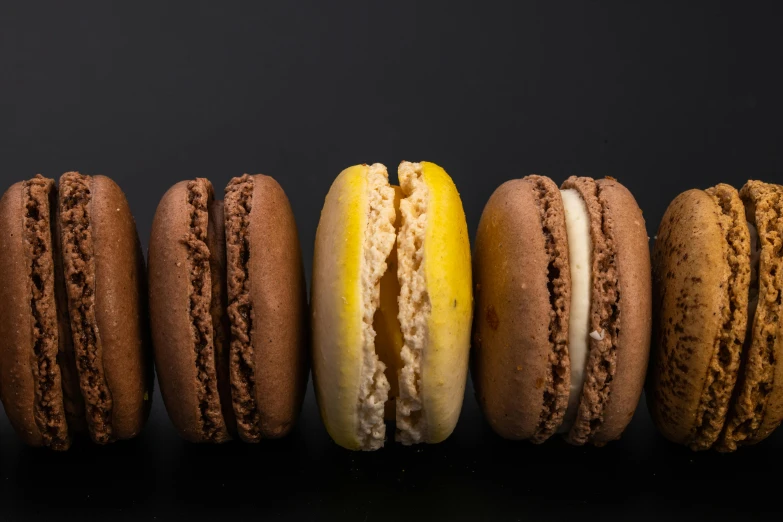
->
xmin=0 ymin=163 xmax=779 ymax=453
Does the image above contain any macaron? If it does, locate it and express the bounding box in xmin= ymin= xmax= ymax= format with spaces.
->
xmin=148 ymin=174 xmax=308 ymax=443
xmin=472 ymin=175 xmax=651 ymax=445
xmin=311 ymin=161 xmax=472 ymax=450
xmin=0 ymin=172 xmax=152 ymax=450
xmin=648 ymin=180 xmax=783 ymax=451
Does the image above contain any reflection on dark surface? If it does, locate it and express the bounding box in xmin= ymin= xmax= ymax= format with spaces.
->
xmin=1 ymin=379 xmax=781 ymax=521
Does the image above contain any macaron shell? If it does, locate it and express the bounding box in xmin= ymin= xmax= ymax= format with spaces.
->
xmin=311 ymin=165 xmax=368 ymax=450
xmin=419 ymin=162 xmax=473 ymax=443
xmin=245 ymin=174 xmax=308 ymax=438
xmin=589 ymin=178 xmax=652 ymax=445
xmin=750 ymin=182 xmax=783 ymax=441
xmin=0 ymin=181 xmax=48 ymax=447
xmin=149 ymin=180 xmax=222 ymax=442
xmin=472 ymin=177 xmax=571 ymax=440
xmin=649 ymin=187 xmax=749 ymax=449
xmin=720 ymin=180 xmax=783 ymax=449
xmin=89 ymin=175 xmax=151 ymax=439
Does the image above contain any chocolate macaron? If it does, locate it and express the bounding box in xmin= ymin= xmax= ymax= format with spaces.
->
xmin=0 ymin=173 xmax=152 ymax=450
xmin=648 ymin=180 xmax=783 ymax=451
xmin=149 ymin=174 xmax=307 ymax=443
xmin=472 ymin=175 xmax=651 ymax=445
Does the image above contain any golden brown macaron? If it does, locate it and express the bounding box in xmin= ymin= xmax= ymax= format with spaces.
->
xmin=472 ymin=175 xmax=651 ymax=445
xmin=0 ymin=173 xmax=152 ymax=450
xmin=648 ymin=180 xmax=783 ymax=451
xmin=148 ymin=174 xmax=307 ymax=443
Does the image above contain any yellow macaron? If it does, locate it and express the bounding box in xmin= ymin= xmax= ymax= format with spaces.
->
xmin=311 ymin=161 xmax=472 ymax=450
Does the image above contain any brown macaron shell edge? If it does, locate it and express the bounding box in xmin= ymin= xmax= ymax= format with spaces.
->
xmin=60 ymin=172 xmax=152 ymax=442
xmin=590 ymin=178 xmax=652 ymax=445
xmin=149 ymin=179 xmax=232 ymax=443
xmin=246 ymin=174 xmax=309 ymax=439
xmin=0 ymin=178 xmax=70 ymax=449
xmin=719 ymin=180 xmax=783 ymax=450
xmin=471 ymin=175 xmax=571 ymax=442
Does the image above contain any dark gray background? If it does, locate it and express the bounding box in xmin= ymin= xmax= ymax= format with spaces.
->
xmin=1 ymin=1 xmax=782 ymax=521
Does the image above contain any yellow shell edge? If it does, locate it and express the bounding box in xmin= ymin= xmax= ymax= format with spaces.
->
xmin=420 ymin=161 xmax=473 ymax=443
xmin=311 ymin=164 xmax=368 ymax=450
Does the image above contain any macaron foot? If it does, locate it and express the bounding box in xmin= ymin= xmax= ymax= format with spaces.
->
xmin=719 ymin=181 xmax=783 ymax=451
xmin=183 ymin=179 xmax=232 ymax=443
xmin=59 ymin=172 xmax=114 ymax=444
xmin=25 ymin=176 xmax=71 ymax=450
xmin=396 ymin=161 xmax=431 ymax=445
xmin=224 ymin=174 xmax=262 ymax=442
xmin=528 ymin=176 xmax=571 ymax=443
xmin=356 ymin=164 xmax=396 ymax=450
xmin=560 ymin=176 xmax=621 ymax=446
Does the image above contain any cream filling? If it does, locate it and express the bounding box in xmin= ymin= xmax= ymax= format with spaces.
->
xmin=558 ymin=188 xmax=592 ymax=433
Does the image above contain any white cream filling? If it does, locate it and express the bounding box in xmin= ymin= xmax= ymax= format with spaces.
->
xmin=558 ymin=189 xmax=592 ymax=433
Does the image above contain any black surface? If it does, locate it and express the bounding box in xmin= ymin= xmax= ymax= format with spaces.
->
xmin=1 ymin=2 xmax=782 ymax=520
